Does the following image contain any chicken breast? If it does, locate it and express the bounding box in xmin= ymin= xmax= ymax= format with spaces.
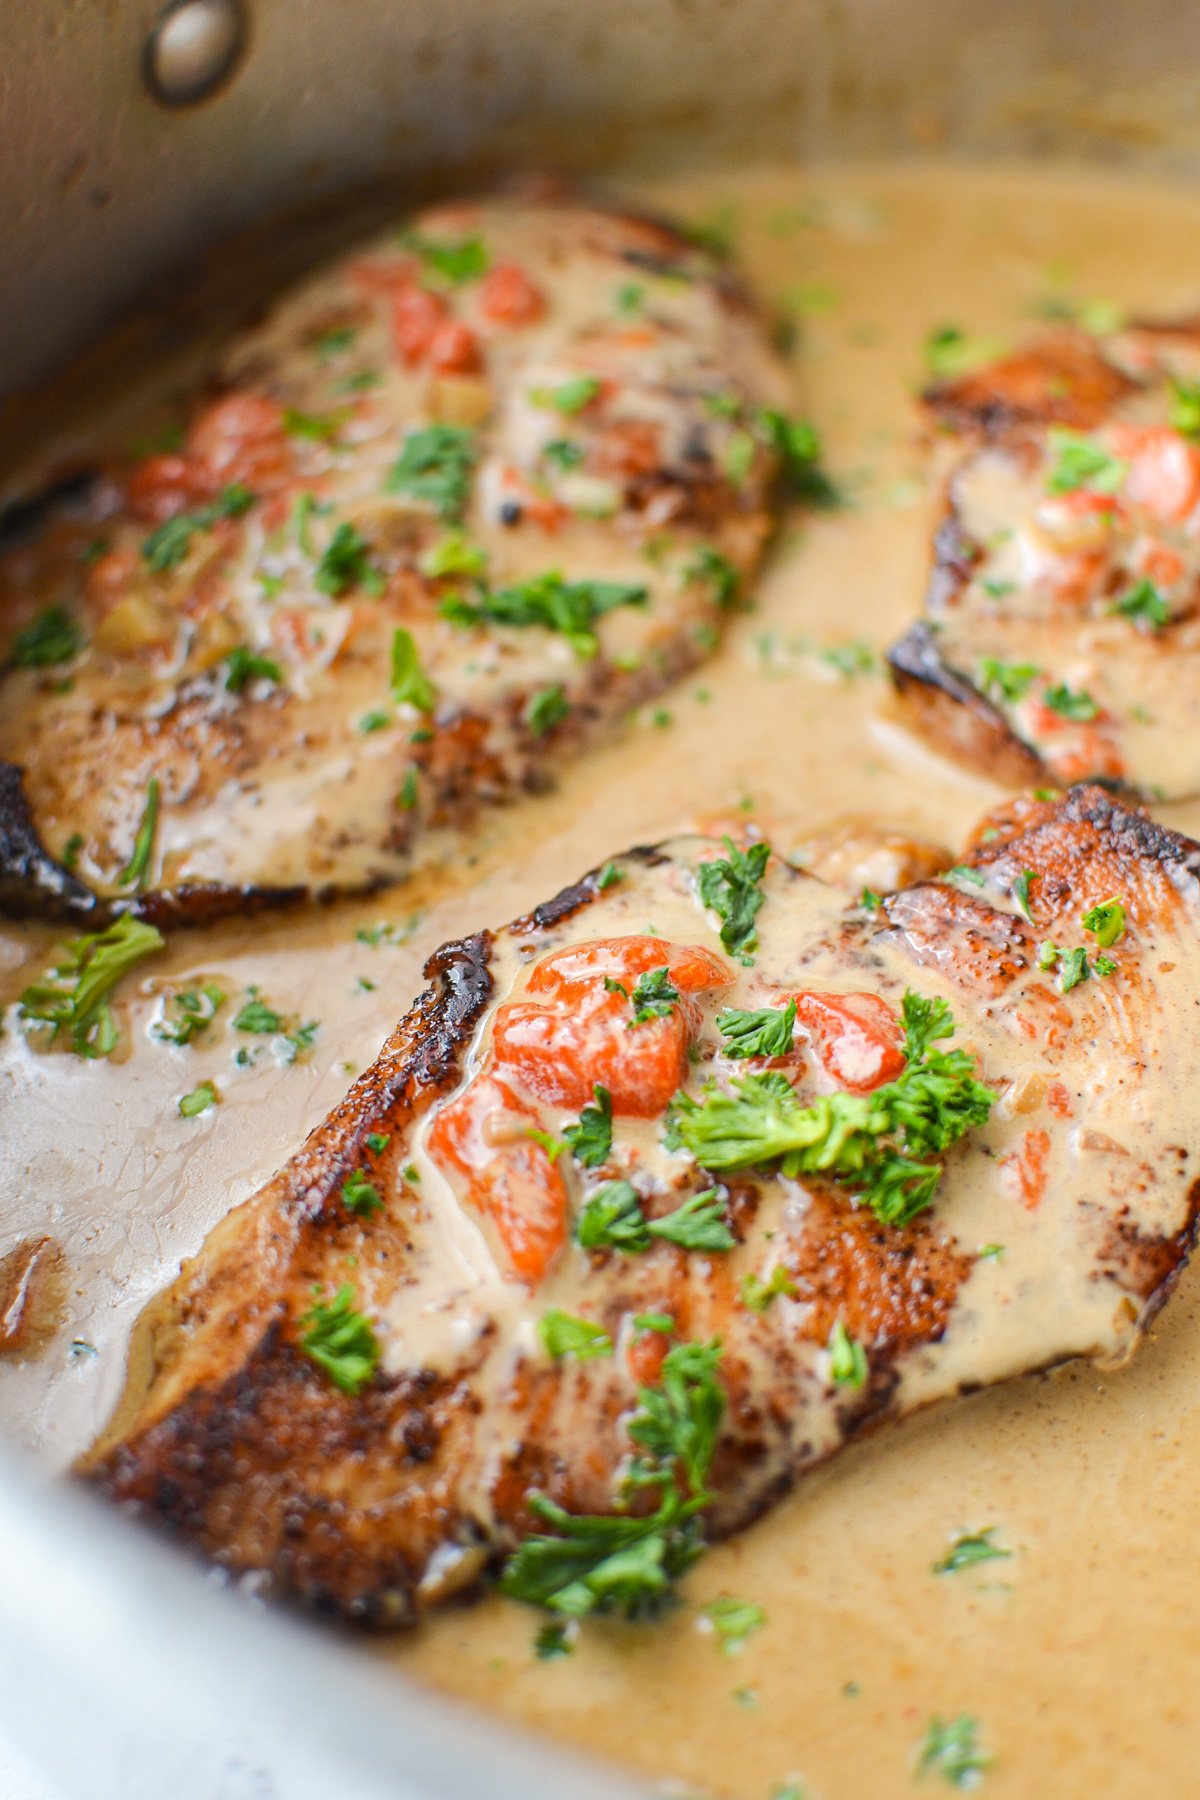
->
xmin=0 ymin=195 xmax=796 ymax=925
xmin=82 ymin=786 xmax=1200 ymax=1626
xmin=889 ymin=321 xmax=1200 ymax=797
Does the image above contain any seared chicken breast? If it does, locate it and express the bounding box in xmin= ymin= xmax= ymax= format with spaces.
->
xmin=83 ymin=786 xmax=1200 ymax=1626
xmin=890 ymin=321 xmax=1200 ymax=796
xmin=0 ymin=196 xmax=795 ymax=924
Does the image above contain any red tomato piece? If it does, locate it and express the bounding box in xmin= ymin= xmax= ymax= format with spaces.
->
xmin=792 ymin=991 xmax=905 ymax=1093
xmin=186 ymin=392 xmax=290 ymax=492
xmin=429 ymin=320 xmax=481 ymax=374
xmin=427 ymin=1074 xmax=568 ymax=1285
xmin=125 ymin=453 xmax=204 ymax=523
xmin=1001 ymin=1126 xmax=1051 ymax=1210
xmin=1115 ymin=425 xmax=1200 ymax=524
xmin=480 ymin=262 xmax=545 ymax=325
xmin=391 ymin=283 xmax=449 ymax=366
xmin=494 ymin=936 xmax=731 ymax=1116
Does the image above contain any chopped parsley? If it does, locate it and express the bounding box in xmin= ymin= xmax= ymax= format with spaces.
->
xmin=440 ymin=571 xmax=646 ymax=658
xmin=11 ymin=606 xmax=84 ymax=668
xmin=1058 ymin=946 xmax=1090 ymax=992
xmin=1095 ymin=953 xmax=1118 ymax=977
xmin=386 ymin=424 xmax=477 ymax=520
xmin=499 ymin=1340 xmax=724 ymax=1619
xmin=626 ymin=966 xmax=680 ymax=1028
xmin=299 ymin=1285 xmax=380 ymax=1394
xmin=312 ymin=324 xmax=358 ymax=358
xmin=403 ymin=230 xmax=489 ymax=285
xmin=526 ymin=684 xmax=570 ymax=737
xmin=670 ymin=991 xmax=993 ymax=1228
xmin=390 ymin=627 xmax=436 ymax=712
xmin=366 ymin=1132 xmax=390 ymax=1155
xmin=142 ymin=484 xmax=255 ymax=571
xmin=225 ymin=646 xmax=283 ymax=692
xmin=563 ymin=1083 xmax=613 ymax=1168
xmin=233 ymin=988 xmax=283 ymax=1033
xmin=576 ymin=1183 xmax=734 ymax=1254
xmin=152 ymin=981 xmax=225 ymax=1046
xmin=740 ymin=1266 xmax=797 ymax=1312
xmin=1044 ymin=427 xmax=1127 ymax=496
xmin=703 ymin=1596 xmax=766 ymax=1654
xmin=20 ymin=915 xmax=165 ymax=1058
xmin=1011 ymin=869 xmax=1035 ymax=923
xmin=538 ymin=1309 xmax=613 ymax=1361
xmin=1111 ymin=578 xmax=1170 ymax=630
xmin=923 ymin=325 xmax=1007 ymax=380
xmin=1042 ymin=681 xmax=1099 ymax=722
xmin=596 ymin=861 xmax=624 ymax=891
xmin=914 ymin=1714 xmax=991 ymax=1788
xmin=860 ymin=888 xmax=882 ymax=913
xmin=977 ymin=657 xmax=1038 ymax=704
xmin=753 ymin=407 xmax=839 ymax=506
xmin=314 ymin=522 xmax=384 ymax=597
xmin=933 ymin=1529 xmax=1012 ymax=1576
xmin=61 ymin=833 xmax=84 ymax=873
xmin=534 ymin=1621 xmax=573 ymax=1660
xmin=1168 ymin=375 xmax=1200 ymax=440
xmin=685 ymin=545 xmax=741 ymax=610
xmin=615 ymin=283 xmax=645 ymax=314
xmin=542 ymin=438 xmax=586 ymax=471
xmin=1082 ymin=896 xmax=1125 ymax=947
xmin=944 ymin=864 xmax=985 ymax=890
xmin=420 ymin=530 xmax=487 ymax=578
xmin=529 ymin=375 xmax=601 ymax=414
xmin=178 ymin=1080 xmax=217 ymax=1118
xmin=697 ymin=838 xmax=770 ymax=962
xmin=117 ymin=778 xmax=160 ymax=891
xmin=282 ymin=406 xmax=349 ymax=442
xmin=716 ymin=1000 xmax=796 ymax=1059
xmin=341 ymin=1171 xmax=383 ymax=1218
xmin=828 ymin=1319 xmax=867 ymax=1388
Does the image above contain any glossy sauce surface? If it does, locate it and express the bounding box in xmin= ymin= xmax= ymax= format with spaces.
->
xmin=6 ymin=160 xmax=1200 ymax=1798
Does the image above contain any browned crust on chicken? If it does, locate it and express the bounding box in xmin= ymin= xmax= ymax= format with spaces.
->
xmin=887 ymin=620 xmax=1048 ymax=789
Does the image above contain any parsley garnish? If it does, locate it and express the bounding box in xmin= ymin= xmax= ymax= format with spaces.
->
xmin=539 ymin=1309 xmax=613 ymax=1360
xmin=526 ymin=684 xmax=569 ymax=737
xmin=1081 ymin=895 xmax=1125 ymax=947
xmin=225 ymin=646 xmax=283 ymax=692
xmin=390 ymin=627 xmax=435 ymax=712
xmin=596 ymin=861 xmax=624 ymax=891
xmin=299 ymin=1285 xmax=380 ymax=1394
xmin=440 ymin=571 xmax=647 ymax=658
xmin=1168 ymin=375 xmax=1200 ymax=440
xmin=828 ymin=1319 xmax=867 ymax=1388
xmin=20 ymin=915 xmax=165 ymax=1058
xmin=314 ymin=522 xmax=384 ymax=597
xmin=1095 ymin=953 xmax=1118 ymax=977
xmin=152 ymin=981 xmax=225 ymax=1046
xmin=500 ymin=1341 xmax=724 ymax=1619
xmin=1058 ymin=946 xmax=1090 ymax=992
xmin=914 ymin=1715 xmax=991 ymax=1788
xmin=923 ymin=325 xmax=1007 ymax=380
xmin=860 ymin=888 xmax=882 ymax=913
xmin=543 ymin=438 xmax=585 ymax=471
xmin=626 ymin=966 xmax=680 ymax=1028
xmin=1011 ymin=870 xmax=1035 ymax=923
xmin=403 ymin=231 xmax=489 ymax=285
xmin=740 ymin=1266 xmax=797 ymax=1312
xmin=420 ymin=530 xmax=487 ymax=578
xmin=534 ymin=1622 xmax=573 ymax=1659
xmin=283 ymin=406 xmax=349 ymax=442
xmin=178 ymin=1080 xmax=217 ymax=1118
xmin=342 ymin=1171 xmax=383 ymax=1218
xmin=670 ymin=991 xmax=993 ymax=1227
xmin=576 ymin=1183 xmax=734 ymax=1253
xmin=530 ymin=375 xmax=601 ymax=414
xmin=697 ymin=838 xmax=770 ymax=961
xmin=313 ymin=324 xmax=358 ymax=358
xmin=386 ymin=424 xmax=476 ymax=520
xmin=716 ymin=1000 xmax=796 ymax=1059
xmin=366 ymin=1132 xmax=390 ymax=1155
xmin=1111 ymin=578 xmax=1170 ymax=630
xmin=11 ymin=606 xmax=84 ymax=668
xmin=933 ymin=1529 xmax=1012 ymax=1576
xmin=142 ymin=485 xmax=255 ymax=571
xmin=703 ymin=1596 xmax=766 ymax=1654
xmin=977 ymin=657 xmax=1039 ymax=703
xmin=685 ymin=546 xmax=740 ymax=610
xmin=233 ymin=988 xmax=282 ymax=1033
xmin=563 ymin=1083 xmax=613 ymax=1168
xmin=1043 ymin=681 xmax=1099 ymax=722
xmin=1044 ymin=427 xmax=1127 ymax=496
xmin=117 ymin=777 xmax=160 ymax=891
xmin=753 ymin=408 xmax=839 ymax=505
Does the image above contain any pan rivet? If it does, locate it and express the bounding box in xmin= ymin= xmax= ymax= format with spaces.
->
xmin=144 ymin=0 xmax=246 ymax=108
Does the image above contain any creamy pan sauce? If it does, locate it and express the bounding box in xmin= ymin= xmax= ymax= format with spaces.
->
xmin=6 ymin=161 xmax=1200 ymax=1798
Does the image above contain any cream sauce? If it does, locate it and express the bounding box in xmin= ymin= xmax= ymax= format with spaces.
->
xmin=6 ymin=159 xmax=1200 ymax=1798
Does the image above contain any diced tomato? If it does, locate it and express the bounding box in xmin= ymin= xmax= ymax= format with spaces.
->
xmin=391 ymin=283 xmax=450 ymax=365
xmin=480 ymin=262 xmax=545 ymax=325
xmin=1046 ymin=1081 xmax=1073 ymax=1119
xmin=1112 ymin=425 xmax=1200 ymax=524
xmin=792 ymin=991 xmax=905 ymax=1093
xmin=627 ymin=1324 xmax=671 ymax=1386
xmin=1135 ymin=536 xmax=1186 ymax=588
xmin=1001 ymin=1126 xmax=1051 ymax=1210
xmin=427 ymin=1074 xmax=568 ymax=1285
xmin=494 ymin=935 xmax=731 ymax=1115
xmin=346 ymin=256 xmax=419 ymax=297
xmin=186 ymin=392 xmax=290 ymax=492
xmin=429 ymin=321 xmax=481 ymax=375
xmin=125 ymin=453 xmax=205 ymax=523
